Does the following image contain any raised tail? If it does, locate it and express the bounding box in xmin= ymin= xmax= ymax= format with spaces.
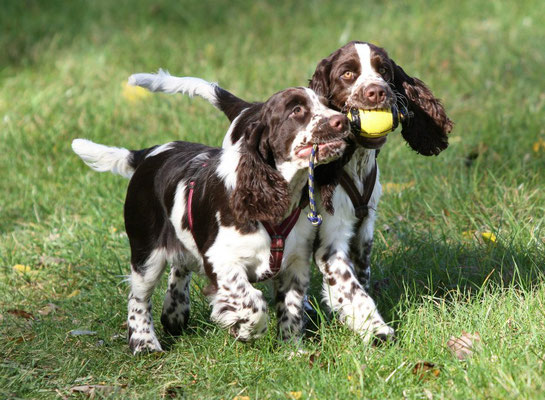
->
xmin=72 ymin=139 xmax=158 ymax=179
xmin=128 ymin=69 xmax=251 ymax=122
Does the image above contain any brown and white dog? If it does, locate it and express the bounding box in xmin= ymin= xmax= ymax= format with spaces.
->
xmin=127 ymin=41 xmax=453 ymax=342
xmin=73 ymin=87 xmax=350 ymax=353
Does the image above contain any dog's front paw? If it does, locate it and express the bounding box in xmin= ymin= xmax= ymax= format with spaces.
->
xmin=228 ymin=311 xmax=269 ymax=341
xmin=372 ymin=323 xmax=395 ymax=344
xmin=355 ymin=319 xmax=395 ymax=344
xmin=161 ymin=312 xmax=189 ymax=337
xmin=212 ymin=289 xmax=269 ymax=341
xmin=128 ymin=329 xmax=163 ymax=354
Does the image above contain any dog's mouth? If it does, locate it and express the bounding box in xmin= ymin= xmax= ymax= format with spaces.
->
xmin=295 ymin=138 xmax=347 ymax=161
xmin=342 ymin=104 xmax=407 ymax=150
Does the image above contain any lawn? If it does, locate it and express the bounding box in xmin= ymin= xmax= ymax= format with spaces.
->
xmin=1 ymin=0 xmax=545 ymax=398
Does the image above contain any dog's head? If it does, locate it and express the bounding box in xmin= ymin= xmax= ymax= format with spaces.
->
xmin=229 ymin=87 xmax=350 ymax=224
xmin=309 ymin=41 xmax=453 ymax=155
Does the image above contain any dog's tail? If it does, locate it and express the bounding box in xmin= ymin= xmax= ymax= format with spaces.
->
xmin=71 ymin=139 xmax=156 ymax=179
xmin=128 ymin=69 xmax=251 ymax=122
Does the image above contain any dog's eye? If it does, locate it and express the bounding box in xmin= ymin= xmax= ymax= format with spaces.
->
xmin=290 ymin=106 xmax=303 ymax=116
xmin=379 ymin=67 xmax=387 ymax=75
xmin=342 ymin=71 xmax=354 ymax=80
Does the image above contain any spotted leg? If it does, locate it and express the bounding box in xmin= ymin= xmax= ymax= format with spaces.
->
xmin=161 ymin=262 xmax=192 ymax=336
xmin=314 ymin=247 xmax=394 ymax=342
xmin=350 ymin=214 xmax=377 ymax=290
xmin=209 ymin=264 xmax=268 ymax=341
xmin=274 ymin=260 xmax=310 ymax=341
xmin=127 ymin=249 xmax=167 ymax=354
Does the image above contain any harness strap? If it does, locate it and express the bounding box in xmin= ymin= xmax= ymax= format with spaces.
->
xmin=261 ymin=207 xmax=302 ymax=280
xmin=187 ymin=161 xmax=208 ymax=234
xmin=339 ymin=159 xmax=378 ymax=220
xmin=187 ymin=181 xmax=196 ymax=232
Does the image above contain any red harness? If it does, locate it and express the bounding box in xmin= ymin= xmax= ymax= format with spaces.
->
xmin=260 ymin=207 xmax=302 ymax=280
xmin=187 ymin=180 xmax=301 ymax=281
xmin=187 ymin=181 xmax=197 ymax=231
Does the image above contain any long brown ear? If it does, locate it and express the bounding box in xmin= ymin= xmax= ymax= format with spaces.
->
xmin=230 ymin=121 xmax=290 ymax=225
xmin=309 ymin=55 xmax=334 ymax=97
xmin=391 ymin=61 xmax=453 ymax=156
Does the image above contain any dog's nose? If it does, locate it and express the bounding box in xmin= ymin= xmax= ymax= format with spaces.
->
xmin=364 ymin=84 xmax=387 ymax=105
xmin=328 ymin=114 xmax=348 ymax=132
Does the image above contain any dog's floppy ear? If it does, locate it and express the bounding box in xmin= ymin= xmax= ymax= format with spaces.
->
xmin=309 ymin=54 xmax=334 ymax=97
xmin=230 ymin=119 xmax=290 ymax=225
xmin=391 ymin=60 xmax=453 ymax=156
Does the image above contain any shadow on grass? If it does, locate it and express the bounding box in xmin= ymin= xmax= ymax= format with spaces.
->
xmin=300 ymin=229 xmax=544 ymax=335
xmin=149 ymin=229 xmax=545 ymax=349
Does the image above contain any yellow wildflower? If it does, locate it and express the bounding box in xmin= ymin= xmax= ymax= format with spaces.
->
xmin=481 ymin=232 xmax=497 ymax=243
xmin=383 ymin=180 xmax=415 ymax=194
xmin=533 ymin=138 xmax=545 ymax=153
xmin=13 ymin=264 xmax=31 ymax=273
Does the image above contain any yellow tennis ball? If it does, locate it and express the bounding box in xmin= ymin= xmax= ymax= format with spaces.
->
xmin=347 ymin=108 xmax=401 ymax=138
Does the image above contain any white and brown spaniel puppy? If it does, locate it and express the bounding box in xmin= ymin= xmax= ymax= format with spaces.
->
xmin=128 ymin=41 xmax=452 ymax=342
xmin=72 ymin=87 xmax=350 ymax=353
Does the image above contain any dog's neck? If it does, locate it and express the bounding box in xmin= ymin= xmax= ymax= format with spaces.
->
xmin=276 ymin=164 xmax=309 ymax=215
xmin=343 ymin=147 xmax=377 ymax=190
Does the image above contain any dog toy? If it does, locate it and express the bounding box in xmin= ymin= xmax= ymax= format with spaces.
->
xmin=347 ymin=105 xmax=409 ymax=138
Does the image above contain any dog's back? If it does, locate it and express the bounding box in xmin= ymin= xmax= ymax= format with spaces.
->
xmin=123 ymin=141 xmax=220 ymax=269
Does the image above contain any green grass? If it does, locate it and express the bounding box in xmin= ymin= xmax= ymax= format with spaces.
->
xmin=1 ymin=0 xmax=545 ymax=398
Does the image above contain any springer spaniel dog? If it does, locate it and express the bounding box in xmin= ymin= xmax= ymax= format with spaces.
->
xmin=72 ymin=87 xmax=351 ymax=353
xmin=128 ymin=41 xmax=453 ymax=341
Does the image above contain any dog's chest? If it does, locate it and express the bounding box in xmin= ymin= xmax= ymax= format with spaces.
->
xmin=204 ymin=223 xmax=275 ymax=279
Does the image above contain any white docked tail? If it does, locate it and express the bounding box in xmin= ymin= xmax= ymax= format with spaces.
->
xmin=71 ymin=139 xmax=135 ymax=178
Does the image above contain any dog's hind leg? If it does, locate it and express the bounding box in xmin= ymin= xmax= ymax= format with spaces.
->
xmin=161 ymin=260 xmax=192 ymax=336
xmin=127 ymin=248 xmax=167 ymax=354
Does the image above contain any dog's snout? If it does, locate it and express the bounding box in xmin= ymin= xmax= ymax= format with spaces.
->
xmin=364 ymin=84 xmax=387 ymax=105
xmin=328 ymin=114 xmax=348 ymax=133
